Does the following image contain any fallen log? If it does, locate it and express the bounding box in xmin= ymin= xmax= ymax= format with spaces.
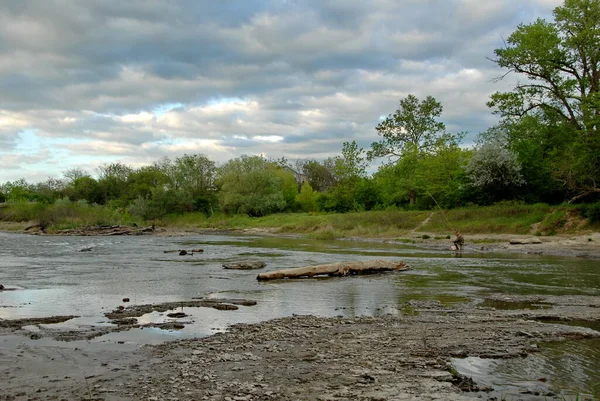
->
xmin=256 ymin=260 xmax=410 ymax=281
xmin=56 ymin=225 xmax=156 ymax=236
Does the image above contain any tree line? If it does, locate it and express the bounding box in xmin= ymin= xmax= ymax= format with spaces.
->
xmin=1 ymin=0 xmax=599 ymax=219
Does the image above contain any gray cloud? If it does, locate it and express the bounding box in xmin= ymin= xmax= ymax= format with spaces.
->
xmin=0 ymin=0 xmax=562 ymax=182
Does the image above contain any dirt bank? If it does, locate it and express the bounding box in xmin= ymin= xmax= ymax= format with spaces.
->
xmin=1 ymin=295 xmax=599 ymax=401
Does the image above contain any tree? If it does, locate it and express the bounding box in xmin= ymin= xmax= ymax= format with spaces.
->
xmin=66 ymin=176 xmax=103 ymax=204
xmin=489 ymin=0 xmax=600 ymax=201
xmin=298 ymin=159 xmax=337 ymax=192
xmin=97 ymin=162 xmax=133 ymax=204
xmin=216 ymin=155 xmax=286 ymax=217
xmin=465 ymin=140 xmax=525 ymax=202
xmin=334 ymin=141 xmax=368 ymax=181
xmin=62 ymin=168 xmax=89 ymax=184
xmin=369 ymin=94 xmax=445 ymax=160
xmin=127 ymin=165 xmax=169 ymax=200
xmin=296 ymin=181 xmax=319 ymax=212
xmin=172 ymin=154 xmax=216 ymax=198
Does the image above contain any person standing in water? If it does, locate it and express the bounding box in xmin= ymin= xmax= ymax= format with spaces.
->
xmin=453 ymin=231 xmax=464 ymax=250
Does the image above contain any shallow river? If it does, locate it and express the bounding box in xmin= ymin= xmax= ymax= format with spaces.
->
xmin=0 ymin=232 xmax=598 ymax=399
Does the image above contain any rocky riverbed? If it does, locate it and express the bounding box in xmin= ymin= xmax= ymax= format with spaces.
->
xmin=1 ymin=295 xmax=599 ymax=401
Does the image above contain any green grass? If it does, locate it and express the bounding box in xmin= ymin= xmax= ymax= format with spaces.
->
xmin=1 ymin=201 xmax=597 ymax=238
xmin=421 ymin=202 xmax=551 ymax=234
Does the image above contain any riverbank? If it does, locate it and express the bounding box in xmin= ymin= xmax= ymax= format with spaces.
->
xmin=2 ymin=295 xmax=599 ymax=400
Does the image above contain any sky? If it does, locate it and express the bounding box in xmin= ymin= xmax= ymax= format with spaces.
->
xmin=0 ymin=0 xmax=563 ymax=183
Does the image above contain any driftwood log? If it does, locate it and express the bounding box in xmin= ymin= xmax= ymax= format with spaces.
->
xmin=256 ymin=260 xmax=410 ymax=281
xmin=56 ymin=225 xmax=155 ymax=236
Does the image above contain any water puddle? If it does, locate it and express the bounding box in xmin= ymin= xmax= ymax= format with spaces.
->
xmin=453 ymin=338 xmax=600 ymax=400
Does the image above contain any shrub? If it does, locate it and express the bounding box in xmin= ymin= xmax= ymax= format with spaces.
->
xmin=581 ymin=202 xmax=600 ymax=223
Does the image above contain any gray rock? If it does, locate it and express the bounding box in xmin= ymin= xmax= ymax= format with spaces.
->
xmin=222 ymin=261 xmax=266 ymax=270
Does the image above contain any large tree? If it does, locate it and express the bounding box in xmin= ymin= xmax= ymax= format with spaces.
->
xmin=369 ymin=94 xmax=446 ymax=160
xmin=369 ymin=94 xmax=454 ymax=205
xmin=489 ymin=0 xmax=600 ymax=201
xmin=216 ymin=155 xmax=288 ymax=217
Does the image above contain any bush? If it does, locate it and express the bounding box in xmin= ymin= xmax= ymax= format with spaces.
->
xmin=581 ymin=202 xmax=600 ymax=223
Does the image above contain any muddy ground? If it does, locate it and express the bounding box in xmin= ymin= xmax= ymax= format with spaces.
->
xmin=1 ymin=294 xmax=599 ymax=401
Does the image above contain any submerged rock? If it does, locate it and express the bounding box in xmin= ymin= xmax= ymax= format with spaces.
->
xmin=222 ymin=261 xmax=267 ymax=270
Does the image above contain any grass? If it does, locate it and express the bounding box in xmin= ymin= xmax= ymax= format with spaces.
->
xmin=1 ymin=201 xmax=598 ymax=239
xmin=421 ymin=202 xmax=552 ymax=234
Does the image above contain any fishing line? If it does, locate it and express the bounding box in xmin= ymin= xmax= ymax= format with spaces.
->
xmin=425 ymin=190 xmax=455 ymax=233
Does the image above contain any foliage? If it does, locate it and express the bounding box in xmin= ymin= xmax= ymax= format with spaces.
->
xmin=65 ymin=176 xmax=103 ymax=204
xmin=580 ymin=201 xmax=600 ymax=223
xmin=369 ymin=94 xmax=446 ymax=160
xmin=96 ymin=162 xmax=133 ymax=203
xmin=334 ymin=141 xmax=368 ymax=180
xmin=489 ymin=0 xmax=600 ymax=200
xmin=217 ymin=155 xmax=287 ymax=217
xmin=465 ymin=139 xmax=525 ymax=201
xmin=298 ymin=159 xmax=337 ymax=192
xmin=296 ymin=181 xmax=319 ymax=212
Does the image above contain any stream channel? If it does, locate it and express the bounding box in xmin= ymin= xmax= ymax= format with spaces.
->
xmin=0 ymin=231 xmax=599 ymax=399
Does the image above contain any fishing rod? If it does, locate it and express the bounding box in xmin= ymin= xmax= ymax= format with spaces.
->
xmin=425 ymin=190 xmax=455 ymax=233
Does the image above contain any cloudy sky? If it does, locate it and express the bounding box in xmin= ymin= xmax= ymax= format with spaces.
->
xmin=0 ymin=0 xmax=562 ymax=183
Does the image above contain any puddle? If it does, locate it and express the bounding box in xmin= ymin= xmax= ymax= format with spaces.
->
xmin=453 ymin=338 xmax=600 ymax=400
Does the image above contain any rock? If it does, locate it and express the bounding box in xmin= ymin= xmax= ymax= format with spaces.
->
xmin=179 ymin=250 xmax=188 ymax=256
xmin=223 ymin=261 xmax=267 ymax=270
xmin=0 ymin=284 xmax=4 ymax=290
xmin=167 ymin=312 xmax=188 ymax=318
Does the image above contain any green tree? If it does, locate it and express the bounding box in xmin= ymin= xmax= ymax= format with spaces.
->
xmin=216 ymin=155 xmax=286 ymax=217
xmin=489 ymin=0 xmax=600 ymax=201
xmin=369 ymin=94 xmax=445 ymax=160
xmin=172 ymin=154 xmax=217 ymax=198
xmin=127 ymin=165 xmax=169 ymax=200
xmin=66 ymin=176 xmax=103 ymax=204
xmin=97 ymin=162 xmax=133 ymax=204
xmin=299 ymin=159 xmax=337 ymax=192
xmin=296 ymin=181 xmax=319 ymax=212
xmin=369 ymin=94 xmax=453 ymax=205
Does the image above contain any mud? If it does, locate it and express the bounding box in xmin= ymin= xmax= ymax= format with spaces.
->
xmin=1 ymin=295 xmax=599 ymax=400
xmin=104 ymin=298 xmax=257 ymax=321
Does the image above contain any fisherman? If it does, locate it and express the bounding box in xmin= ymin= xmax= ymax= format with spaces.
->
xmin=453 ymin=231 xmax=464 ymax=250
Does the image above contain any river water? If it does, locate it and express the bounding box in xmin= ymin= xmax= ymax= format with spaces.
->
xmin=0 ymin=232 xmax=598 ymax=399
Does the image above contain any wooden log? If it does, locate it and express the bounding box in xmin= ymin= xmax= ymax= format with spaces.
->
xmin=256 ymin=260 xmax=410 ymax=281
